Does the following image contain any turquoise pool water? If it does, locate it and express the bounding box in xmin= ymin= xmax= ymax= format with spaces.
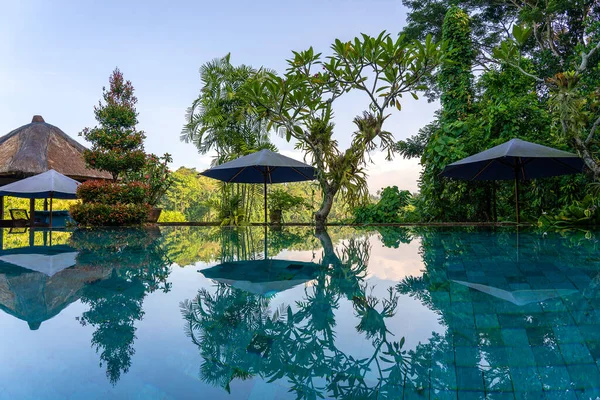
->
xmin=0 ymin=226 xmax=599 ymax=399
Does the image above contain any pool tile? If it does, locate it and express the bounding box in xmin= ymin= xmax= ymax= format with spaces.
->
xmin=455 ymin=347 xmax=480 ymax=367
xmin=512 ymin=391 xmax=546 ymax=399
xmin=540 ymin=299 xmax=567 ymax=313
xmin=455 ymin=367 xmax=484 ymax=391
xmin=483 ymin=366 xmax=513 ymax=392
xmin=430 ymin=389 xmax=457 ymax=399
xmin=456 ymin=390 xmax=485 ymax=400
xmin=486 ymin=393 xmax=516 ymax=400
xmin=544 ymin=390 xmax=578 ymax=399
xmin=531 ymin=346 xmax=565 ymax=366
xmin=431 ymin=364 xmax=457 ymax=390
xmin=575 ymin=387 xmax=600 ymax=400
xmin=475 ymin=313 xmax=500 ymax=329
xmin=578 ymin=325 xmax=600 ymax=343
xmin=507 ymin=346 xmax=537 ymax=367
xmin=526 ymin=327 xmax=554 ymax=346
xmin=567 ymin=364 xmax=600 ymax=389
xmin=537 ymin=365 xmax=572 ymax=390
xmin=501 ymin=329 xmax=530 ymax=347
xmin=509 ymin=367 xmax=543 ymax=392
xmin=559 ymin=343 xmax=594 ymax=365
xmin=552 ymin=326 xmax=584 ymax=344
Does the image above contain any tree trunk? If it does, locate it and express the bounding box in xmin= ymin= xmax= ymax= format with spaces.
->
xmin=573 ymin=137 xmax=600 ymax=179
xmin=314 ymin=229 xmax=341 ymax=267
xmin=315 ymin=186 xmax=336 ymax=231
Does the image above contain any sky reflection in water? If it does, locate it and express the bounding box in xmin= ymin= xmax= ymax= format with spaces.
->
xmin=0 ymin=226 xmax=599 ymax=399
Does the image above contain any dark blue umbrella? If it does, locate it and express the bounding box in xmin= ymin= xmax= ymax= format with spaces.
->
xmin=199 ymin=259 xmax=321 ymax=296
xmin=441 ymin=138 xmax=585 ymax=223
xmin=200 ymin=149 xmax=316 ymax=225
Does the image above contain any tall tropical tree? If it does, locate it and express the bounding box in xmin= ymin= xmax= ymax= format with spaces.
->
xmin=182 ymin=55 xmax=277 ymax=223
xmin=81 ymin=68 xmax=146 ymax=181
xmin=245 ymin=32 xmax=443 ymax=228
xmin=182 ymin=54 xmax=273 ymax=164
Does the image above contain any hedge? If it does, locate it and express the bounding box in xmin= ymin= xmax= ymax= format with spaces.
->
xmin=77 ymin=180 xmax=149 ymax=205
xmin=70 ymin=203 xmax=150 ymax=226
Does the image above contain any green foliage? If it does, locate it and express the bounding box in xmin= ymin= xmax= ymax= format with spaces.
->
xmin=181 ymin=230 xmax=409 ymax=398
xmin=80 ymin=68 xmax=146 ymax=181
xmin=157 ymin=210 xmax=186 ymax=223
xmin=218 ymin=193 xmax=246 ymax=226
xmin=70 ymin=203 xmax=150 ymax=226
xmin=268 ymin=188 xmax=305 ymax=211
xmin=159 ymin=168 xmax=352 ymax=224
xmin=76 ymin=181 xmax=149 ymax=205
xmin=126 ymin=153 xmax=174 ymax=206
xmin=439 ymin=6 xmax=474 ymax=122
xmin=245 ymin=31 xmax=443 ymax=226
xmin=538 ymin=195 xmax=600 ymax=227
xmin=352 ymin=186 xmax=412 ymax=224
xmin=72 ymin=228 xmax=171 ymax=384
xmin=182 ymin=54 xmax=274 ymax=163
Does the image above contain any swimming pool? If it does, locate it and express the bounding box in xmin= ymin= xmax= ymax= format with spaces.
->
xmin=0 ymin=226 xmax=598 ymax=399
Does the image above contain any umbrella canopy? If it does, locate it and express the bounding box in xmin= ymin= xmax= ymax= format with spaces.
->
xmin=200 ymin=149 xmax=317 ymax=227
xmin=0 ymin=169 xmax=80 ymax=199
xmin=200 ymin=149 xmax=316 ymax=184
xmin=200 ymin=258 xmax=321 ymax=297
xmin=452 ymin=280 xmax=578 ymax=306
xmin=0 ymin=251 xmax=77 ymax=277
xmin=441 ymin=138 xmax=585 ymax=223
xmin=441 ymin=138 xmax=585 ymax=180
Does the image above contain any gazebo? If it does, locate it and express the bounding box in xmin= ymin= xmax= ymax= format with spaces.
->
xmin=0 ymin=115 xmax=110 ymax=224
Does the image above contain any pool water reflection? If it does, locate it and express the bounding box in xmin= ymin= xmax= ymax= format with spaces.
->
xmin=0 ymin=226 xmax=599 ymax=399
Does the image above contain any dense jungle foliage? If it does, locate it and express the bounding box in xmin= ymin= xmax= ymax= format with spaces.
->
xmin=396 ymin=1 xmax=600 ymax=224
xmin=176 ymin=2 xmax=600 ymax=226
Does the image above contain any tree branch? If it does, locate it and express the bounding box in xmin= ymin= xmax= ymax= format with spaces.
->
xmin=586 ymin=114 xmax=600 ymax=145
xmin=578 ymin=40 xmax=600 ymax=73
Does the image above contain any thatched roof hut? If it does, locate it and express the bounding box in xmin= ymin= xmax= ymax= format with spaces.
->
xmin=0 ymin=263 xmax=113 ymax=330
xmin=0 ymin=115 xmax=111 ymax=185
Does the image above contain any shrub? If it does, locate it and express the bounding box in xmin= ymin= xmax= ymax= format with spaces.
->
xmin=77 ymin=180 xmax=149 ymax=205
xmin=125 ymin=153 xmax=174 ymax=206
xmin=353 ymin=186 xmax=412 ymax=224
xmin=158 ymin=210 xmax=186 ymax=223
xmin=538 ymin=195 xmax=600 ymax=228
xmin=71 ymin=203 xmax=151 ymax=226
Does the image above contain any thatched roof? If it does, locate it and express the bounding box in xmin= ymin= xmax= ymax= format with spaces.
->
xmin=0 ymin=263 xmax=113 ymax=330
xmin=0 ymin=115 xmax=111 ymax=184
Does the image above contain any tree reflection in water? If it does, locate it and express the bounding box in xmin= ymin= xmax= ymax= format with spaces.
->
xmin=182 ymin=229 xmax=409 ymax=399
xmin=72 ymin=228 xmax=172 ymax=385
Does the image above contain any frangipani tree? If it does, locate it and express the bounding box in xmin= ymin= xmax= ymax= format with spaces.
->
xmin=245 ymin=32 xmax=443 ymax=228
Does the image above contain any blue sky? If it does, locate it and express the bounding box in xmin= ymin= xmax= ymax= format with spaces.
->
xmin=0 ymin=0 xmax=438 ymax=193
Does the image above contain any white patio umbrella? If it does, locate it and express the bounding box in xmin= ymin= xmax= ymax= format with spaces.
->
xmin=0 ymin=251 xmax=78 ymax=277
xmin=0 ymin=169 xmax=80 ymax=227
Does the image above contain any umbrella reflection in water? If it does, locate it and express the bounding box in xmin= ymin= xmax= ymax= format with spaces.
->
xmin=200 ymin=258 xmax=321 ymax=297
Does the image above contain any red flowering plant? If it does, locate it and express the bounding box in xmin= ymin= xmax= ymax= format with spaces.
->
xmin=125 ymin=153 xmax=174 ymax=206
xmin=70 ymin=203 xmax=151 ymax=226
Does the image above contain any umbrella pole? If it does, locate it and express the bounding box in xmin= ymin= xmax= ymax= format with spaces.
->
xmin=514 ymin=173 xmax=520 ymax=224
xmin=264 ymin=177 xmax=268 ymax=258
xmin=264 ymin=178 xmax=267 ymax=225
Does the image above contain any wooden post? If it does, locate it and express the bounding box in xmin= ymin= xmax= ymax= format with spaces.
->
xmin=0 ymin=195 xmax=4 ymax=220
xmin=43 ymin=198 xmax=48 ymax=211
xmin=49 ymin=195 xmax=53 ymax=228
xmin=29 ymin=198 xmax=35 ymax=227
